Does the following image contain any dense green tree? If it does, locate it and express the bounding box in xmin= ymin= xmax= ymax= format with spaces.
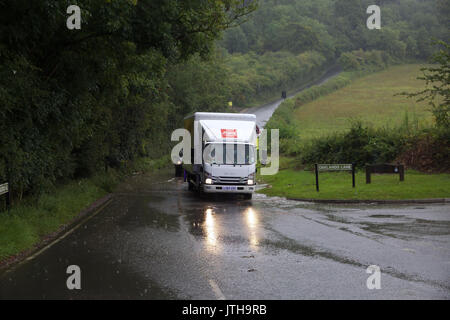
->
xmin=404 ymin=41 xmax=450 ymax=128
xmin=1 ymin=0 xmax=448 ymax=198
xmin=222 ymin=27 xmax=249 ymax=54
xmin=0 ymin=0 xmax=256 ymax=196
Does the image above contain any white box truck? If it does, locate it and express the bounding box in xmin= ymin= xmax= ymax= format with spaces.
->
xmin=183 ymin=112 xmax=257 ymax=199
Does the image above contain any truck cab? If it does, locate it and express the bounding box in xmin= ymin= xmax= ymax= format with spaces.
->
xmin=183 ymin=112 xmax=257 ymax=199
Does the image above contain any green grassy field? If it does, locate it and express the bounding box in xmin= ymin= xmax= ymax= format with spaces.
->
xmin=259 ymin=64 xmax=448 ymax=200
xmin=294 ymin=64 xmax=434 ymax=139
xmin=259 ymin=164 xmax=450 ymax=200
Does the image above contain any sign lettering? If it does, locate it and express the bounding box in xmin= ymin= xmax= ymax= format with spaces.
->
xmin=318 ymin=164 xmax=352 ymax=171
xmin=221 ymin=129 xmax=237 ymax=138
xmin=0 ymin=183 xmax=8 ymax=196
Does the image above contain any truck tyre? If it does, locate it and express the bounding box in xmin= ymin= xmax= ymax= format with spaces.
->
xmin=188 ymin=180 xmax=194 ymax=191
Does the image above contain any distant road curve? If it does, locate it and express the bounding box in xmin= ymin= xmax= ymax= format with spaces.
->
xmin=245 ymin=65 xmax=342 ymax=129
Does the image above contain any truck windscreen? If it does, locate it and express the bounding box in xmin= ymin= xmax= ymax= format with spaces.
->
xmin=204 ymin=143 xmax=255 ymax=165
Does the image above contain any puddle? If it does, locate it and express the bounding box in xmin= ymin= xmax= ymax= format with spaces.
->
xmin=360 ymin=219 xmax=450 ymax=239
xmin=117 ymin=196 xmax=180 ymax=232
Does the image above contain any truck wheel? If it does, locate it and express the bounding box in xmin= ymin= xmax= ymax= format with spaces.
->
xmin=243 ymin=193 xmax=252 ymax=200
xmin=188 ymin=180 xmax=194 ymax=191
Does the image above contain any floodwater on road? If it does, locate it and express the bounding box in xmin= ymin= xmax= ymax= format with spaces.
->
xmin=1 ymin=66 xmax=448 ymax=300
xmin=1 ymin=171 xmax=449 ymax=299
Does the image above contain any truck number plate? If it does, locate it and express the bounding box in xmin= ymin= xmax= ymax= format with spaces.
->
xmin=223 ymin=186 xmax=237 ymax=191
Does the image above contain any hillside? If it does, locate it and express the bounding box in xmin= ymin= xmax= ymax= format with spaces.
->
xmin=293 ymin=64 xmax=434 ymax=139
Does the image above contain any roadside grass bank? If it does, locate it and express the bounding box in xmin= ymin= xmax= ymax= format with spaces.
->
xmin=266 ymin=64 xmax=433 ymax=148
xmin=292 ymin=64 xmax=434 ymax=140
xmin=265 ymin=69 xmax=375 ymax=154
xmin=257 ymin=159 xmax=450 ymax=200
xmin=260 ymin=62 xmax=449 ymax=200
xmin=226 ymin=50 xmax=335 ymax=109
xmin=239 ymin=63 xmax=339 ymax=110
xmin=0 ymin=156 xmax=170 ymax=263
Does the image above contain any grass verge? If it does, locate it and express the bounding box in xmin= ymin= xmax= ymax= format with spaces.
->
xmin=0 ymin=156 xmax=170 ymax=263
xmin=258 ymin=158 xmax=450 ymax=200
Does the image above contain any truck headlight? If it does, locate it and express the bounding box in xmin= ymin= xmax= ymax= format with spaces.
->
xmin=176 ymin=160 xmax=182 ymax=165
xmin=205 ymin=178 xmax=212 ymax=185
xmin=247 ymin=173 xmax=255 ymax=185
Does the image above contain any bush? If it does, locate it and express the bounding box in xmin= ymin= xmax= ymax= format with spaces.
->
xmin=397 ymin=126 xmax=450 ymax=172
xmin=338 ymin=49 xmax=389 ymax=71
xmin=295 ymin=121 xmax=450 ymax=173
xmin=298 ymin=121 xmax=409 ymax=168
xmin=226 ymin=50 xmax=332 ymax=107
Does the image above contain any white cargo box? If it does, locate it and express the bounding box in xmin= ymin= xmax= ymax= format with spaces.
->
xmin=184 ymin=112 xmax=257 ymax=145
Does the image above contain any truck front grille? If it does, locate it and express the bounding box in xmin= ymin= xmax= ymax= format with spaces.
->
xmin=213 ymin=176 xmax=248 ymax=185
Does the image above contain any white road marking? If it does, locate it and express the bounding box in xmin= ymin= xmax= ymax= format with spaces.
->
xmin=209 ymin=279 xmax=226 ymax=300
xmin=167 ymin=178 xmax=175 ymax=182
xmin=25 ymin=199 xmax=112 ymax=262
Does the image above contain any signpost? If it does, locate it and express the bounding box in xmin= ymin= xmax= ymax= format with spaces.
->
xmin=366 ymin=164 xmax=404 ymax=184
xmin=315 ymin=164 xmax=355 ymax=192
xmin=0 ymin=182 xmax=10 ymax=212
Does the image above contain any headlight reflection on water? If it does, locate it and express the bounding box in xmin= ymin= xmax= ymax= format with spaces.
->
xmin=244 ymin=208 xmax=259 ymax=249
xmin=202 ymin=207 xmax=260 ymax=253
xmin=204 ymin=208 xmax=219 ymax=252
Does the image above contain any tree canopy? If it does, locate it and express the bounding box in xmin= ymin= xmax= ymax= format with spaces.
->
xmin=0 ymin=0 xmax=256 ymax=196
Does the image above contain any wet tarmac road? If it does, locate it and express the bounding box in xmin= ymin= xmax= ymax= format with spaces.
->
xmin=1 ymin=172 xmax=449 ymax=299
xmin=1 ymin=67 xmax=449 ymax=299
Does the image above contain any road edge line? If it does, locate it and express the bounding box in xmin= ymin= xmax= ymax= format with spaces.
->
xmin=0 ymin=194 xmax=114 ymax=274
xmin=209 ymin=279 xmax=226 ymax=300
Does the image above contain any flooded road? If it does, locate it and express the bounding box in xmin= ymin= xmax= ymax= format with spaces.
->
xmin=1 ymin=66 xmax=448 ymax=300
xmin=1 ymin=171 xmax=449 ymax=299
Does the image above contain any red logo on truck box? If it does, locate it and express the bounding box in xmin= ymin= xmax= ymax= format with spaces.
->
xmin=221 ymin=129 xmax=237 ymax=138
